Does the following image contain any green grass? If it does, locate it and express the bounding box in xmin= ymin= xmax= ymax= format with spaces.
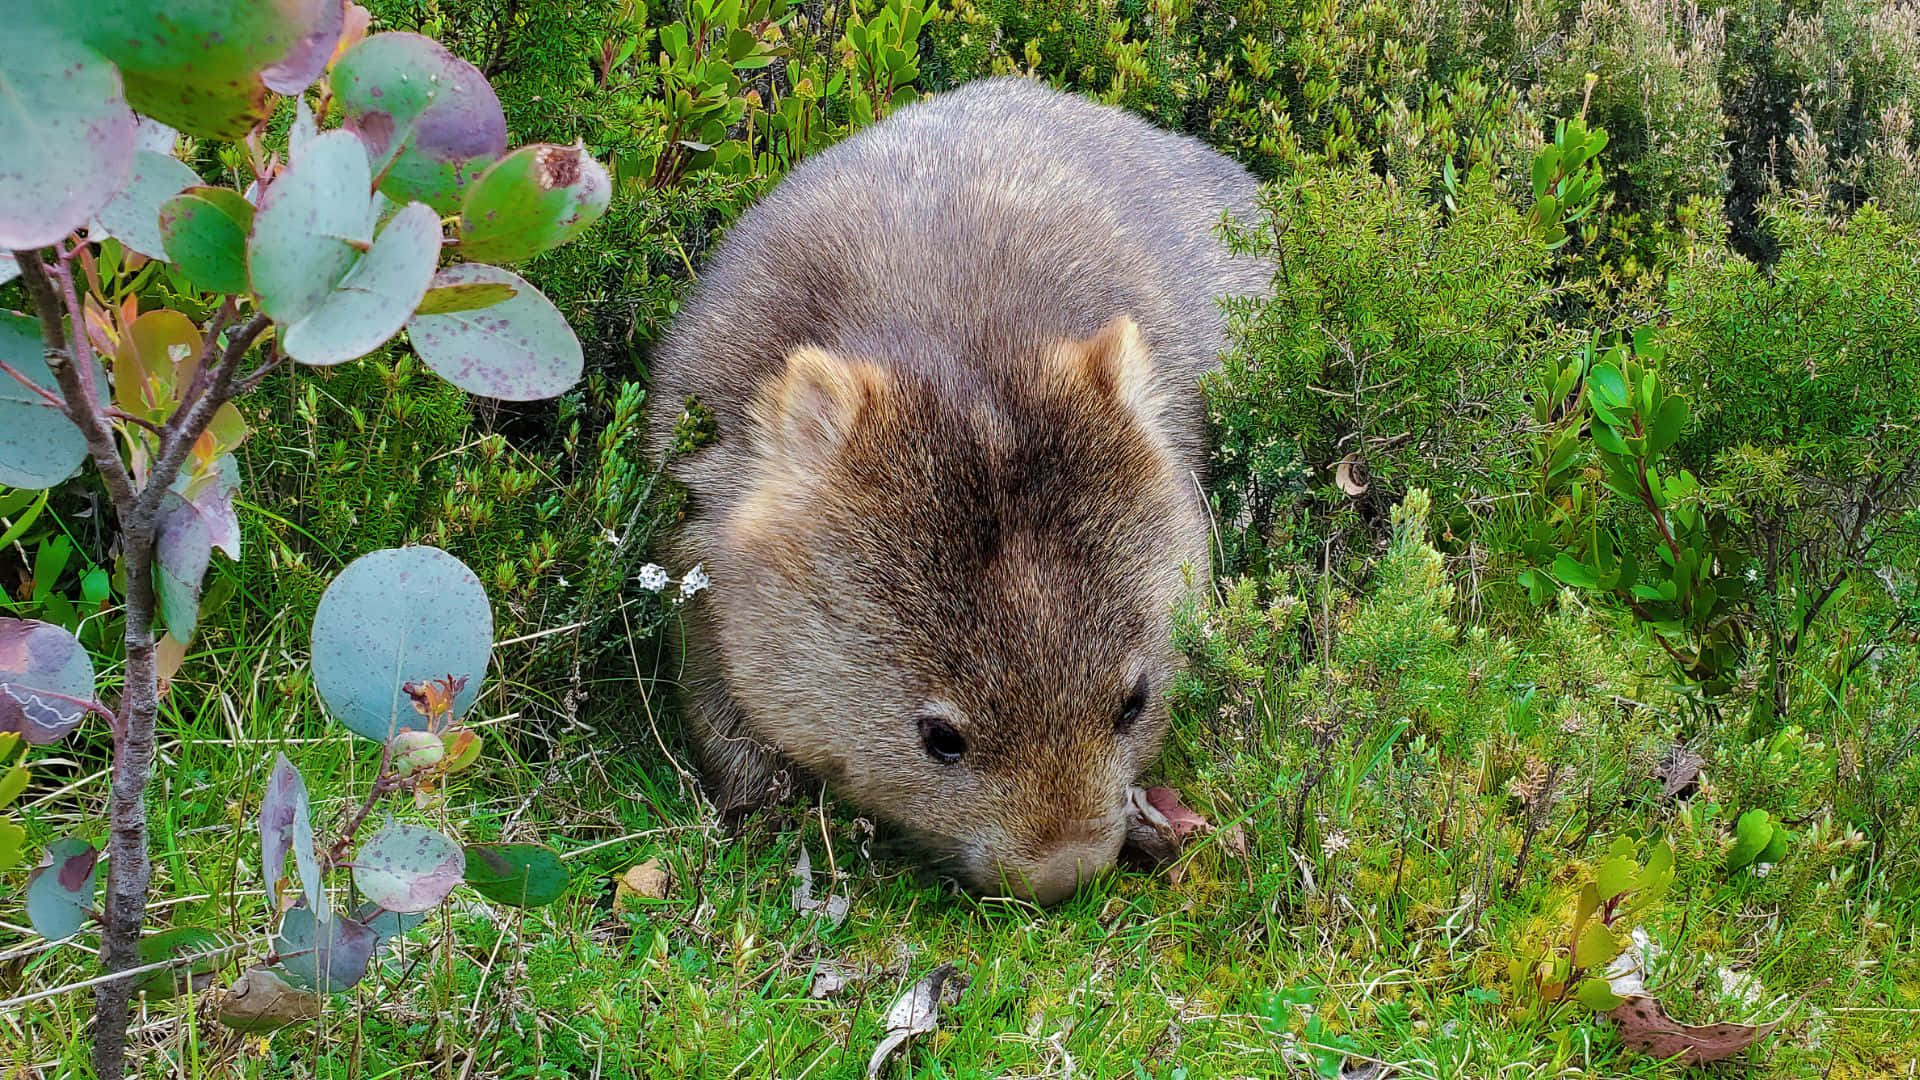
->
xmin=5 ymin=565 xmax=1917 ymax=1078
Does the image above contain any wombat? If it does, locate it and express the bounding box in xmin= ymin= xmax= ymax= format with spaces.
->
xmin=644 ymin=76 xmax=1269 ymax=904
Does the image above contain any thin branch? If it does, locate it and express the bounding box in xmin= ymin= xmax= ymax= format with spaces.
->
xmin=0 ymin=359 xmax=65 ymax=409
xmin=51 ymin=255 xmax=107 ymax=419
xmin=0 ymin=940 xmax=250 ymax=1013
xmin=231 ymin=343 xmax=289 ymax=396
xmin=105 ymin=408 xmax=165 ymax=438
xmin=9 ymin=249 xmax=137 ymax=514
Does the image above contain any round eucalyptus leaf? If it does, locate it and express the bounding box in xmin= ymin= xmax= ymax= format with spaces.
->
xmin=0 ymin=312 xmax=108 ymax=491
xmin=353 ymin=822 xmax=464 ymax=913
xmin=91 ymin=149 xmax=201 ymax=259
xmin=260 ymin=0 xmax=346 ymax=95
xmin=0 ymin=20 xmax=136 ymax=249
xmin=406 ymin=264 xmax=583 ymax=401
xmin=463 ymin=843 xmax=570 ymax=907
xmin=273 ymin=903 xmax=378 ymax=993
xmin=0 ymin=617 xmax=97 ymax=745
xmin=457 ymin=143 xmax=611 ymax=264
xmin=283 ymin=201 xmax=441 ymax=366
xmin=355 ymin=901 xmax=427 ymax=945
xmin=24 ymin=836 xmax=99 ymax=940
xmin=248 ymin=129 xmax=373 ymax=325
xmin=65 ymin=0 xmax=337 ymax=139
xmin=330 ymin=32 xmax=506 ymax=213
xmin=160 ymin=187 xmax=255 ymax=294
xmin=310 ymin=546 xmax=491 ymax=741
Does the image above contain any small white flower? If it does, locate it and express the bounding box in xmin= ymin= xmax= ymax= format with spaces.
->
xmin=679 ymin=564 xmax=710 ymax=600
xmin=637 ymin=564 xmax=669 ymax=593
xmin=603 ymin=528 xmax=621 ymax=546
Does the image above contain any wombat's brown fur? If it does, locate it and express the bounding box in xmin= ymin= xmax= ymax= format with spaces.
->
xmin=644 ymin=76 xmax=1269 ymax=904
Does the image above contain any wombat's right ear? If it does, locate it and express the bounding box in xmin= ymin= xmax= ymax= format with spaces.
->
xmin=748 ymin=346 xmax=890 ymax=465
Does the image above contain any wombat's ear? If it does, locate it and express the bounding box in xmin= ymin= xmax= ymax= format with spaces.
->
xmin=1058 ymin=315 xmax=1163 ymax=428
xmin=750 ymin=345 xmax=890 ymax=464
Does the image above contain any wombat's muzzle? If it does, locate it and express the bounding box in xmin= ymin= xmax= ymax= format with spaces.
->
xmin=982 ymin=814 xmax=1127 ymax=905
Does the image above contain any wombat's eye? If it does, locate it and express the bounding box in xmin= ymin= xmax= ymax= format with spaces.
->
xmin=1115 ymin=676 xmax=1149 ymax=735
xmin=918 ymin=715 xmax=968 ymax=764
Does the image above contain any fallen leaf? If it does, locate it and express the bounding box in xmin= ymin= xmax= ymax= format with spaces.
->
xmin=213 ymin=966 xmax=324 ymax=1032
xmin=1656 ymin=745 xmax=1703 ymax=801
xmin=791 ymin=845 xmax=850 ymax=930
xmin=809 ymin=960 xmax=856 ymax=999
xmin=615 ymin=859 xmax=670 ymax=908
xmin=1608 ymin=995 xmax=1783 ymax=1065
xmin=1334 ymin=454 xmax=1369 ymax=496
xmin=867 ymin=962 xmax=969 ymax=1078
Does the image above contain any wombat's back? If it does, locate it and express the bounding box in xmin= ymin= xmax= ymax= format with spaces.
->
xmin=646 ymin=76 xmax=1268 ymax=479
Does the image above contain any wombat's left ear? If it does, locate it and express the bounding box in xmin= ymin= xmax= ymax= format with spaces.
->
xmin=1058 ymin=315 xmax=1163 ymax=429
xmin=750 ymin=345 xmax=891 ymax=466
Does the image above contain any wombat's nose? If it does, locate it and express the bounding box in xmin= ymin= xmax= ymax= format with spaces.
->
xmin=988 ymin=820 xmax=1124 ymax=905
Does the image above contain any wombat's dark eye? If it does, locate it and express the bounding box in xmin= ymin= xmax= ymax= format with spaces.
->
xmin=1115 ymin=676 xmax=1149 ymax=735
xmin=918 ymin=715 xmax=968 ymax=763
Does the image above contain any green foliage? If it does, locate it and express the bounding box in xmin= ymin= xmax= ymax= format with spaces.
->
xmin=1205 ymin=156 xmax=1557 ymax=575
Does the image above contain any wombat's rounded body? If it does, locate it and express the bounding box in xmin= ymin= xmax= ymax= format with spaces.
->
xmin=645 ymin=77 xmax=1268 ymax=903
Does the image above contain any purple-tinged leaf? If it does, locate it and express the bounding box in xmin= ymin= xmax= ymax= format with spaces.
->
xmin=0 ymin=618 xmax=97 ymax=745
xmin=91 ymin=149 xmax=201 ymax=260
xmin=261 ymin=0 xmax=348 ymax=94
xmin=330 ymin=33 xmax=506 ymax=213
xmin=353 ymin=822 xmax=463 ymax=913
xmin=282 ymin=201 xmax=441 ymax=366
xmin=260 ymin=753 xmax=327 ymax=921
xmin=463 ymin=843 xmax=570 ymax=907
xmin=273 ymin=903 xmax=377 ymax=992
xmin=153 ymin=492 xmax=214 ymax=645
xmin=0 ymin=19 xmax=136 ymax=249
xmin=310 ymin=546 xmax=492 ymax=741
xmin=457 ymin=143 xmax=612 ymax=264
xmin=406 ymin=264 xmax=583 ymax=401
xmin=24 ymin=836 xmax=99 ymax=940
xmin=248 ymin=129 xmax=373 ymax=325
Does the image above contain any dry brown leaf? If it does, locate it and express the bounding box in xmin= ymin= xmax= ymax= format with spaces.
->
xmin=615 ymin=859 xmax=670 ymax=908
xmin=866 ymin=962 xmax=969 ymax=1078
xmin=809 ymin=961 xmax=856 ymax=999
xmin=1608 ymin=994 xmax=1783 ymax=1065
xmin=212 ymin=966 xmax=323 ymax=1033
xmin=791 ymin=845 xmax=850 ymax=930
xmin=155 ymin=633 xmax=187 ymax=697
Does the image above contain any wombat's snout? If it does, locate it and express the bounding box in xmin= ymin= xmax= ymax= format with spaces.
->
xmin=979 ymin=813 xmax=1127 ymax=905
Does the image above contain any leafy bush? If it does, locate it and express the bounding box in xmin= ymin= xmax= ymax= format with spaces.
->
xmin=0 ymin=6 xmax=610 ymax=1073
